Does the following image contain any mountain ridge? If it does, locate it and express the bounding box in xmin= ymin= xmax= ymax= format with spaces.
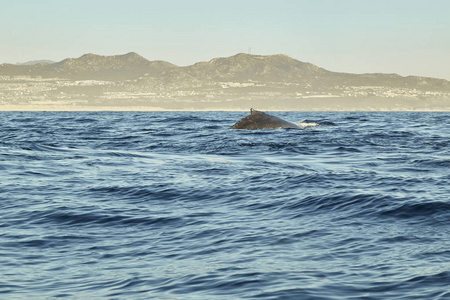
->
xmin=1 ymin=52 xmax=449 ymax=92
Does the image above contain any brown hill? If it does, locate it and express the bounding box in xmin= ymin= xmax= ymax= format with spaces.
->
xmin=0 ymin=52 xmax=176 ymax=81
xmin=183 ymin=53 xmax=330 ymax=82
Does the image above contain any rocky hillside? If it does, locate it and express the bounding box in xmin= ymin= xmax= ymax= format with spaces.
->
xmin=1 ymin=52 xmax=176 ymax=81
xmin=183 ymin=53 xmax=330 ymax=82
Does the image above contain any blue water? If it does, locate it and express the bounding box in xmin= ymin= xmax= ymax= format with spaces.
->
xmin=0 ymin=111 xmax=449 ymax=299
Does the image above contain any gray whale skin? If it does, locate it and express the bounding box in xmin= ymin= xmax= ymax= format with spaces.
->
xmin=231 ymin=109 xmax=301 ymax=130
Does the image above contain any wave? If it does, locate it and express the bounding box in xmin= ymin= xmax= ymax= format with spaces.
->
xmin=24 ymin=207 xmax=183 ymax=229
xmin=381 ymin=201 xmax=450 ymax=220
xmin=296 ymin=120 xmax=336 ymax=128
xmin=275 ymin=191 xmax=450 ymax=224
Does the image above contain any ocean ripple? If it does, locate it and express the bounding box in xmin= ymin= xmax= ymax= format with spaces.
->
xmin=0 ymin=111 xmax=449 ymax=299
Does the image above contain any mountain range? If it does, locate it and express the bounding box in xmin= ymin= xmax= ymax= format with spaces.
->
xmin=1 ymin=52 xmax=449 ymax=92
xmin=16 ymin=60 xmax=56 ymax=66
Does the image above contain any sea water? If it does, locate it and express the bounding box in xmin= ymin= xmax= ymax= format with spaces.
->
xmin=0 ymin=111 xmax=449 ymax=299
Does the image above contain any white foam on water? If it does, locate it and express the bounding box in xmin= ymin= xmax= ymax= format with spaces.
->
xmin=296 ymin=121 xmax=320 ymax=128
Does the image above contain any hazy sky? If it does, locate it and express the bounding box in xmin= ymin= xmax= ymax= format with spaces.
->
xmin=1 ymin=0 xmax=449 ymax=79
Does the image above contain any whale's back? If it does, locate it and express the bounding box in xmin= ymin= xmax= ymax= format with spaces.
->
xmin=231 ymin=109 xmax=301 ymax=130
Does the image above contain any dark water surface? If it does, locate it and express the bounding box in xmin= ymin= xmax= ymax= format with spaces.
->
xmin=0 ymin=111 xmax=449 ymax=299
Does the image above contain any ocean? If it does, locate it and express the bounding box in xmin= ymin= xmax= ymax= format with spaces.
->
xmin=0 ymin=111 xmax=449 ymax=299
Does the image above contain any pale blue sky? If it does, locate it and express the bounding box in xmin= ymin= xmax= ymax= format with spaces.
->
xmin=1 ymin=0 xmax=449 ymax=79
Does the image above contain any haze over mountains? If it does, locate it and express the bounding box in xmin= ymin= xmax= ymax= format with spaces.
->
xmin=16 ymin=60 xmax=56 ymax=66
xmin=1 ymin=52 xmax=449 ymax=110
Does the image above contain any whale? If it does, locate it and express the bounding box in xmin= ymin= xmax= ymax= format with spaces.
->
xmin=231 ymin=109 xmax=301 ymax=130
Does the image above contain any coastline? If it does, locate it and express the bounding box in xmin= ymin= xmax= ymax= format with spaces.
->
xmin=0 ymin=104 xmax=448 ymax=112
